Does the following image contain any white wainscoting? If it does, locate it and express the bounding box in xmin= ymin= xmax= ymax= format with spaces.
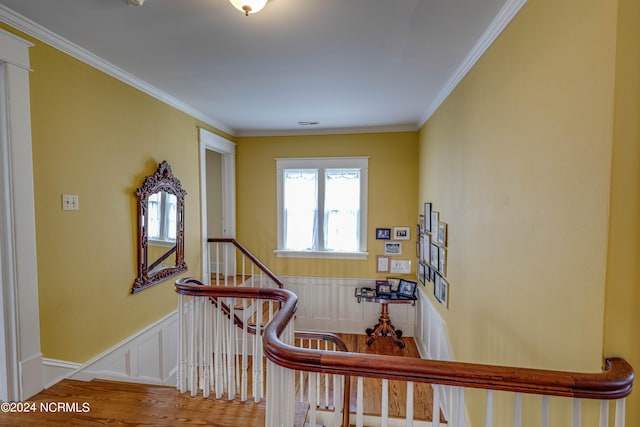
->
xmin=42 ymin=310 xmax=178 ymax=388
xmin=282 ymin=276 xmax=416 ymax=337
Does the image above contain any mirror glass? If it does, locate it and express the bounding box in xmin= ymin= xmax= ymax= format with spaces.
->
xmin=132 ymin=161 xmax=187 ymax=293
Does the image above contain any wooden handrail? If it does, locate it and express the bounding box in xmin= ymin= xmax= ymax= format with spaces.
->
xmin=175 ymin=279 xmax=634 ymax=401
xmin=208 ymin=238 xmax=284 ymax=288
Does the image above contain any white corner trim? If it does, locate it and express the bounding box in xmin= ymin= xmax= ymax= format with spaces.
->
xmin=419 ymin=0 xmax=528 ymax=126
xmin=0 ymin=5 xmax=235 ymax=136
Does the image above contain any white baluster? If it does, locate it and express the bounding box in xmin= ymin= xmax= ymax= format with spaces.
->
xmin=541 ymin=395 xmax=549 ymax=427
xmin=333 ymin=373 xmax=343 ymax=427
xmin=177 ymin=294 xmax=186 ymax=393
xmin=599 ymin=400 xmax=609 ymax=427
xmin=201 ymin=297 xmax=210 ymax=398
xmin=241 ymin=297 xmax=248 ymax=401
xmin=309 ymin=371 xmax=318 ymax=427
xmin=356 ymin=376 xmax=364 ymax=427
xmin=324 ymin=340 xmax=330 ymax=408
xmin=514 ymin=392 xmax=522 ymax=427
xmin=484 ymin=390 xmax=493 ymax=427
xmin=405 ymin=381 xmax=414 ymax=427
xmin=573 ymin=398 xmax=582 ymax=427
xmin=381 ymin=378 xmax=389 ymax=427
xmin=432 ymin=385 xmax=441 ymax=427
xmin=456 ymin=387 xmax=465 ymax=427
xmin=188 ymin=296 xmax=197 ymax=396
xmin=227 ymin=297 xmax=235 ymax=400
xmin=614 ymin=398 xmax=626 ymax=427
xmin=214 ymin=298 xmax=222 ymax=399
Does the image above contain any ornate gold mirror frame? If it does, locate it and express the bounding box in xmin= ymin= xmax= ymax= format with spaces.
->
xmin=132 ymin=161 xmax=187 ymax=293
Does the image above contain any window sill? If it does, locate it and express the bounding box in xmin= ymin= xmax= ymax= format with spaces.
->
xmin=274 ymin=250 xmax=368 ymax=260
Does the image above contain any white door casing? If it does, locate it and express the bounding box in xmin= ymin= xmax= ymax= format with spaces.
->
xmin=0 ymin=28 xmax=43 ymax=401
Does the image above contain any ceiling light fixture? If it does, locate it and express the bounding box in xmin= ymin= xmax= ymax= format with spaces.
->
xmin=228 ymin=0 xmax=268 ymax=16
xmin=122 ymin=0 xmax=145 ymax=5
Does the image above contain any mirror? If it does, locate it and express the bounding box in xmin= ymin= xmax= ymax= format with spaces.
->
xmin=132 ymin=161 xmax=187 ymax=293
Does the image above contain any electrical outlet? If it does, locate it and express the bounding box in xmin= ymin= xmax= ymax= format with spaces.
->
xmin=62 ymin=194 xmax=79 ymax=211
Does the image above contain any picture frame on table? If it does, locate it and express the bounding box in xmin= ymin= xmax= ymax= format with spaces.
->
xmin=376 ymin=255 xmax=390 ymax=273
xmin=398 ymin=279 xmax=417 ymax=298
xmin=387 ymin=277 xmax=401 ymax=292
xmin=437 ymin=222 xmax=448 ymax=246
xmin=376 ymin=228 xmax=391 ymax=240
xmin=438 ymin=246 xmax=447 ymax=275
xmin=376 ymin=280 xmax=392 ymax=296
xmin=424 ymin=202 xmax=432 ymax=232
xmin=430 ymin=242 xmax=439 ymax=268
xmin=384 ymin=241 xmax=402 ymax=255
xmin=393 ymin=226 xmax=411 ymax=240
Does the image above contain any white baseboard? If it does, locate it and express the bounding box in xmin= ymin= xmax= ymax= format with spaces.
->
xmin=20 ymin=353 xmax=43 ymax=399
xmin=43 ymin=310 xmax=178 ymax=388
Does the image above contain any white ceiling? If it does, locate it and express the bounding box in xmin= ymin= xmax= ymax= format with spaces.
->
xmin=0 ymin=0 xmax=524 ymax=136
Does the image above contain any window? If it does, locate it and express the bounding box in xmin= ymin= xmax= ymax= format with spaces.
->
xmin=276 ymin=157 xmax=368 ymax=259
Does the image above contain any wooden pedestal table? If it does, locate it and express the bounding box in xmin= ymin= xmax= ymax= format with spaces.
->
xmin=355 ymin=288 xmax=416 ymax=349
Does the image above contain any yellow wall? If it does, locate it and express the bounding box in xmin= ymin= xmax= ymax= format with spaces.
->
xmin=0 ymin=23 xmax=226 ymax=363
xmin=236 ymin=133 xmax=418 ymax=279
xmin=418 ymin=0 xmax=640 ymax=423
xmin=604 ymin=0 xmax=640 ymax=423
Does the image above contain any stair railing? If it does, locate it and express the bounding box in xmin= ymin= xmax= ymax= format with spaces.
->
xmin=175 ymin=280 xmax=634 ymax=427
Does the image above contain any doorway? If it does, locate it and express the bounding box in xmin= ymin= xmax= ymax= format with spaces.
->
xmin=199 ymin=128 xmax=236 ymax=281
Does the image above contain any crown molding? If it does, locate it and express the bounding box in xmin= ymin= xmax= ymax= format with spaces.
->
xmin=0 ymin=4 xmax=235 ymax=136
xmin=419 ymin=0 xmax=527 ymax=127
xmin=236 ymin=123 xmax=419 ymax=137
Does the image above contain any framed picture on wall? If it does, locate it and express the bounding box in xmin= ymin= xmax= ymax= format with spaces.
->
xmin=376 ymin=228 xmax=391 ymax=240
xmin=393 ymin=226 xmax=410 ymax=240
xmin=424 ymin=202 xmax=432 ymax=232
xmin=439 ymin=246 xmax=447 ymax=275
xmin=435 ymin=274 xmax=448 ymax=307
xmin=384 ymin=241 xmax=402 ymax=255
xmin=430 ymin=243 xmax=439 ymax=268
xmin=430 ymin=211 xmax=439 ymax=236
xmin=376 ymin=255 xmax=390 ymax=273
xmin=417 ymin=262 xmax=426 ymax=285
xmin=437 ymin=222 xmax=448 ymax=246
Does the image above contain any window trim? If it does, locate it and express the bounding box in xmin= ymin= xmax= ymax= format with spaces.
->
xmin=275 ymin=157 xmax=368 ymax=259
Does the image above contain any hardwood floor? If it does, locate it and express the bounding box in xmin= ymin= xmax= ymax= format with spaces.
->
xmin=0 ymin=335 xmax=434 ymax=427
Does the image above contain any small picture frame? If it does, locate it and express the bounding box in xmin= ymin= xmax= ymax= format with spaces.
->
xmin=437 ymin=222 xmax=448 ymax=246
xmin=430 ymin=211 xmax=439 ymax=236
xmin=417 ymin=216 xmax=424 ymax=235
xmin=438 ymin=246 xmax=447 ymax=275
xmin=387 ymin=277 xmax=401 ymax=292
xmin=435 ymin=274 xmax=448 ymax=307
xmin=376 ymin=228 xmax=391 ymax=240
xmin=376 ymin=280 xmax=392 ymax=296
xmin=417 ymin=262 xmax=426 ymax=285
xmin=384 ymin=241 xmax=402 ymax=255
xmin=424 ymin=203 xmax=432 ymax=232
xmin=393 ymin=226 xmax=410 ymax=240
xmin=430 ymin=242 xmax=439 ymax=268
xmin=398 ymin=279 xmax=417 ymax=298
xmin=376 ymin=255 xmax=390 ymax=273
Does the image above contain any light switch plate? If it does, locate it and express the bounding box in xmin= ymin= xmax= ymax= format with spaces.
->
xmin=62 ymin=194 xmax=79 ymax=211
xmin=390 ymin=259 xmax=411 ymax=274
